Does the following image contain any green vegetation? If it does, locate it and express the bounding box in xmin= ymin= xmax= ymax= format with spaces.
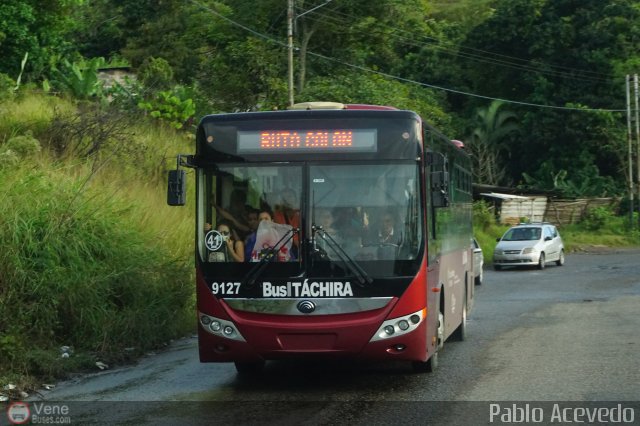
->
xmin=1 ymin=0 xmax=638 ymax=393
xmin=2 ymin=0 xmax=639 ymax=198
xmin=0 ymin=89 xmax=194 ymax=391
xmin=473 ymin=202 xmax=640 ymax=263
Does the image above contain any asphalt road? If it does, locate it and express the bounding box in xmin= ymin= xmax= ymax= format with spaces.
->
xmin=25 ymin=248 xmax=640 ymax=425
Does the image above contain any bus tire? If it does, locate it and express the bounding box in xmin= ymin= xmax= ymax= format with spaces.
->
xmin=412 ymin=309 xmax=443 ymax=373
xmin=234 ymin=360 xmax=265 ymax=375
xmin=450 ymin=288 xmax=467 ymax=342
xmin=474 ymin=270 xmax=482 ymax=286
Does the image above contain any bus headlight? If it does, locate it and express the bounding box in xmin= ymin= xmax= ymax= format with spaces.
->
xmin=209 ymin=321 xmax=221 ymax=332
xmin=199 ymin=312 xmax=245 ymax=342
xmin=370 ymin=308 xmax=426 ymax=342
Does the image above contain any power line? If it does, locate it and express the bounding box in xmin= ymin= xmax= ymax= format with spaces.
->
xmin=304 ymin=9 xmax=619 ymax=83
xmin=306 ymin=50 xmax=626 ymax=112
xmin=313 ymin=7 xmax=620 ymax=81
xmin=187 ymin=0 xmax=627 ymax=112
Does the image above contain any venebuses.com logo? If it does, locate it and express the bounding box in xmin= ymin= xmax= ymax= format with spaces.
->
xmin=6 ymin=401 xmax=72 ymax=424
xmin=6 ymin=402 xmax=30 ymax=424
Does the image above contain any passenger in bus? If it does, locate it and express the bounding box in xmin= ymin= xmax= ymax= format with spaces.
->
xmin=273 ymin=188 xmax=300 ymax=228
xmin=313 ymin=208 xmax=338 ymax=257
xmin=250 ymin=209 xmax=296 ymax=262
xmin=362 ymin=210 xmax=402 ymax=259
xmin=244 ymin=208 xmax=270 ymax=261
xmin=213 ymin=189 xmax=251 ymax=238
xmin=376 ymin=211 xmax=403 ymax=247
xmin=333 ymin=206 xmax=366 ymax=254
xmin=217 ymin=221 xmax=245 ymax=262
xmin=315 ymin=208 xmax=337 ymax=234
xmin=274 ymin=188 xmax=300 ymax=257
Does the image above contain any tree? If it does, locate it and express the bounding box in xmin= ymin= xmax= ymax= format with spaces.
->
xmin=0 ymin=0 xmax=79 ymax=80
xmin=467 ymin=101 xmax=519 ymax=185
xmin=459 ymin=0 xmax=639 ymax=194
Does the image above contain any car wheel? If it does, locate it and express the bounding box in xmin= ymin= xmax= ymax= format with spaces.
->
xmin=538 ymin=252 xmax=546 ymax=270
xmin=556 ymin=249 xmax=565 ymax=266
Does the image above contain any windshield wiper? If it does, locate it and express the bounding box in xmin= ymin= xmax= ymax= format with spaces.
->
xmin=243 ymin=227 xmax=299 ymax=289
xmin=313 ymin=225 xmax=373 ymax=287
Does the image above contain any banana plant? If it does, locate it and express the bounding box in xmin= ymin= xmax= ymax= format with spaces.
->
xmin=52 ymin=57 xmax=107 ymax=99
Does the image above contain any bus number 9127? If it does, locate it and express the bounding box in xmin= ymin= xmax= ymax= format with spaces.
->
xmin=167 ymin=101 xmax=474 ymax=375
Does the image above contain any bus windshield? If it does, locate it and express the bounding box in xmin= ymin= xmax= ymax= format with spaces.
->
xmin=309 ymin=163 xmax=421 ymax=264
xmin=198 ymin=162 xmax=422 ymax=276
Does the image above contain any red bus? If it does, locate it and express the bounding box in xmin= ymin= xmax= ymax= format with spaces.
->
xmin=168 ymin=102 xmax=474 ymax=373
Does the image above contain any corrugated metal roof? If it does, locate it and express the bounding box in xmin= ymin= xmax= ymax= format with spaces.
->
xmin=479 ymin=192 xmax=531 ymax=200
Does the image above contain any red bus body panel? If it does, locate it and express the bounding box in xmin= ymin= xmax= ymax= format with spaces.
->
xmin=196 ymin=262 xmax=434 ymax=363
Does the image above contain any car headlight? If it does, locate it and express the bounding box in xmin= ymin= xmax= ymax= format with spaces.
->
xmin=522 ymin=247 xmax=537 ymax=254
xmin=494 ymin=249 xmax=502 ymax=255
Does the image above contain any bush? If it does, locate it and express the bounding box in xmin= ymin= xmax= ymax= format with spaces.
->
xmin=0 ymin=73 xmax=15 ymax=101
xmin=580 ymin=206 xmax=616 ymax=231
xmin=3 ymin=131 xmax=41 ymax=158
xmin=0 ymin=166 xmax=193 ymax=379
xmin=473 ymin=200 xmax=495 ymax=231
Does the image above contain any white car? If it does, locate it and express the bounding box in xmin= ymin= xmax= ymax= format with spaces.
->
xmin=472 ymin=238 xmax=484 ymax=285
xmin=493 ymin=223 xmax=565 ymax=270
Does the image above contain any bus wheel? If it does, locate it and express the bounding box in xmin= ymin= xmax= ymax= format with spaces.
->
xmin=450 ymin=289 xmax=467 ymax=342
xmin=234 ymin=360 xmax=265 ymax=375
xmin=412 ymin=310 xmax=443 ymax=373
xmin=474 ymin=269 xmax=483 ymax=285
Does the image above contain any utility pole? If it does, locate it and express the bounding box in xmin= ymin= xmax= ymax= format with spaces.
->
xmin=286 ymin=0 xmax=332 ymax=107
xmin=635 ymin=74 xmax=640 ymax=229
xmin=626 ymin=75 xmax=634 ymax=228
xmin=287 ymin=0 xmax=295 ymax=107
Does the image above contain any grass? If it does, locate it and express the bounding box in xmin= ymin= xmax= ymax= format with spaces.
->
xmin=0 ymin=92 xmax=75 ymax=142
xmin=0 ymin=90 xmax=196 ymax=392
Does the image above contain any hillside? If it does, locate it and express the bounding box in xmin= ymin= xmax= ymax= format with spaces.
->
xmin=0 ymin=91 xmax=195 ymax=393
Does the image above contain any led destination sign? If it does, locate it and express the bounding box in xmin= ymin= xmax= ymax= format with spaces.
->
xmin=237 ymin=129 xmax=377 ymax=154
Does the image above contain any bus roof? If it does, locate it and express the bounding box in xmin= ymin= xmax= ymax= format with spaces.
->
xmin=287 ymin=102 xmax=398 ymax=111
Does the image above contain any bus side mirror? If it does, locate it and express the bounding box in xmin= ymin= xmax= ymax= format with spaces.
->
xmin=167 ymin=169 xmax=186 ymax=206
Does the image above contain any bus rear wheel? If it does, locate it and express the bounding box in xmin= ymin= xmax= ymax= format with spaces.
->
xmin=450 ymin=288 xmax=467 ymax=341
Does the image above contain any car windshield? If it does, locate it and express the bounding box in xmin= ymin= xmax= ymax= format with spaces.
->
xmin=502 ymin=227 xmax=541 ymax=241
